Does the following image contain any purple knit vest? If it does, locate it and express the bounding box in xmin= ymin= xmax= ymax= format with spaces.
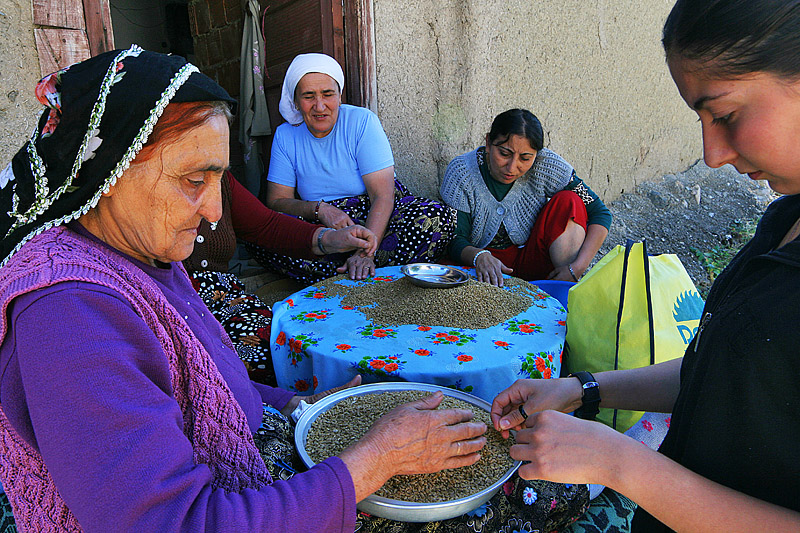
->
xmin=0 ymin=226 xmax=271 ymax=531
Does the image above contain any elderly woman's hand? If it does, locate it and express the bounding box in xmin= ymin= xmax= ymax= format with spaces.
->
xmin=475 ymin=251 xmax=513 ymax=287
xmin=337 ymin=251 xmax=376 ymax=280
xmin=320 ymin=225 xmax=378 ymax=256
xmin=280 ymin=375 xmax=363 ymax=416
xmin=338 ymin=391 xmax=488 ymax=502
xmin=491 ymin=378 xmax=583 ymax=438
xmin=318 ymin=202 xmax=355 ymax=229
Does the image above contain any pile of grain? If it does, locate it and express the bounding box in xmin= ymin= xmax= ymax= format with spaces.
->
xmin=305 ymin=390 xmax=516 ymax=502
xmin=317 ymin=275 xmax=538 ymax=329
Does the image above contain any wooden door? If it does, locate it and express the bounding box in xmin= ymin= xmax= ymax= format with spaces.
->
xmin=33 ymin=0 xmax=115 ymax=75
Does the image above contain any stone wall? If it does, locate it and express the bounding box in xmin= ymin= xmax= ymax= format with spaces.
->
xmin=372 ymin=0 xmax=702 ymax=201
xmin=0 ymin=0 xmax=42 ymax=166
xmin=187 ymin=0 xmax=242 ymax=98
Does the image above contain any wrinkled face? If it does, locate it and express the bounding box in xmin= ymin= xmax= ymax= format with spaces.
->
xmin=84 ymin=115 xmax=229 ymax=265
xmin=295 ymin=72 xmax=341 ymax=138
xmin=669 ymin=56 xmax=800 ymax=195
xmin=485 ymin=133 xmax=537 ymax=185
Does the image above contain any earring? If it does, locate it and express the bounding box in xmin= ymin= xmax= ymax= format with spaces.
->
xmin=210 ymin=221 xmax=218 ymax=231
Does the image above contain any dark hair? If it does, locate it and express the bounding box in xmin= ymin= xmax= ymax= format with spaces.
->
xmin=487 ymin=109 xmax=544 ymax=151
xmin=663 ymin=0 xmax=800 ymax=78
xmin=136 ymin=101 xmax=233 ymax=162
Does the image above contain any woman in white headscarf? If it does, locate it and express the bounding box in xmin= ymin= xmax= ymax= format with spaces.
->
xmin=247 ymin=53 xmax=457 ymax=285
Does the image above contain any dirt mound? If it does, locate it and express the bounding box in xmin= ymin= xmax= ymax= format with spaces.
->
xmin=596 ymin=160 xmax=777 ymax=295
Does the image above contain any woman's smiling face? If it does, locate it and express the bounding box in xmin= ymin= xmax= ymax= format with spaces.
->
xmin=669 ymin=56 xmax=800 ymax=195
xmin=295 ymin=72 xmax=341 ymax=138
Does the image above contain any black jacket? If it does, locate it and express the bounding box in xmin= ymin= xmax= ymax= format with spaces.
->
xmin=633 ymin=193 xmax=800 ymax=531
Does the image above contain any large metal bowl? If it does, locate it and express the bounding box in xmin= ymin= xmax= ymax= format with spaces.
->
xmin=400 ymin=263 xmax=469 ymax=289
xmin=295 ymin=382 xmax=521 ymax=522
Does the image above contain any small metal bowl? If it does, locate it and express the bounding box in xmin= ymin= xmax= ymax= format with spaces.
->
xmin=400 ymin=263 xmax=469 ymax=289
xmin=295 ymin=382 xmax=520 ymax=522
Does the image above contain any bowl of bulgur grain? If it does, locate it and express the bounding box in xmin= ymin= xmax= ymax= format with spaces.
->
xmin=295 ymin=382 xmax=520 ymax=522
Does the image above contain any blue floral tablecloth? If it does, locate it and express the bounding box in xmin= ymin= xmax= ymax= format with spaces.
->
xmin=269 ymin=266 xmax=566 ymax=402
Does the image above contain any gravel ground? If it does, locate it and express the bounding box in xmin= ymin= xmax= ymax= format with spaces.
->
xmin=596 ymin=160 xmax=778 ymax=295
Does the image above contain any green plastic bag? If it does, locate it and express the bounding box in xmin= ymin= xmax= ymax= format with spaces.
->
xmin=565 ymin=240 xmax=704 ymax=432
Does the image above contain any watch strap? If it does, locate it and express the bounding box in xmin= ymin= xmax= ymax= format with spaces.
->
xmin=569 ymin=371 xmax=600 ymax=420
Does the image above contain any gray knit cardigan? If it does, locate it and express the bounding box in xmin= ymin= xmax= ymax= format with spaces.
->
xmin=439 ymin=147 xmax=574 ymax=248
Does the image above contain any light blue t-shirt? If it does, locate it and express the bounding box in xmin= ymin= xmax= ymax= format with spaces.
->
xmin=267 ymin=104 xmax=395 ymax=201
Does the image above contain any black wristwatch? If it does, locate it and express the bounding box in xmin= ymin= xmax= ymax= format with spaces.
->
xmin=569 ymin=371 xmax=600 ymax=420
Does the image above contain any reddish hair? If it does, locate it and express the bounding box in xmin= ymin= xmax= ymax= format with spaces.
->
xmin=135 ymin=101 xmax=232 ymax=162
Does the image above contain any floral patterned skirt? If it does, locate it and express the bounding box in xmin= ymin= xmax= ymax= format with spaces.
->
xmin=189 ymin=270 xmax=277 ymax=385
xmin=246 ymin=180 xmax=457 ymax=285
xmin=355 ymin=477 xmax=589 ymax=532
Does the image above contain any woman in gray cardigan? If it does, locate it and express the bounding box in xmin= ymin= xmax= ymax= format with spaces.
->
xmin=440 ymin=109 xmax=612 ymax=286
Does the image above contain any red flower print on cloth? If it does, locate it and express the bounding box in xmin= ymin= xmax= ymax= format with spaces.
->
xmin=494 ymin=340 xmax=512 ymax=350
xmin=455 ymin=353 xmax=473 ymax=364
xmin=427 ymin=330 xmax=475 ymax=346
xmin=506 ymin=319 xmax=543 ymax=335
xmin=358 ymin=325 xmax=398 ymax=339
xmin=641 ymin=419 xmax=654 ymax=432
xmin=284 ymin=334 xmax=319 ymax=365
xmin=286 ymin=299 xmax=295 ymax=307
xmin=292 ymin=309 xmax=332 ymax=322
xmin=335 ymin=343 xmax=352 ymax=352
xmin=342 ymin=306 xmax=354 ymax=310
xmin=557 ymin=320 xmax=566 ymax=326
xmin=41 ymin=109 xmax=61 ymax=138
xmin=313 ymin=376 xmax=318 ymax=389
xmin=276 ymin=331 xmax=286 ymax=346
xmin=303 ymin=291 xmax=326 ymax=300
xmin=411 ymin=348 xmax=432 ymax=357
xmin=355 ymin=354 xmax=407 ymax=376
xmin=35 ymin=70 xmax=63 ymax=111
xmin=520 ymin=351 xmax=558 ymax=379
xmin=417 ymin=325 xmax=432 ymax=331
xmin=294 ymin=379 xmax=309 ymax=392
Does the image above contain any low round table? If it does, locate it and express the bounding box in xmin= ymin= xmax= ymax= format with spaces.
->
xmin=269 ymin=265 xmax=566 ymax=402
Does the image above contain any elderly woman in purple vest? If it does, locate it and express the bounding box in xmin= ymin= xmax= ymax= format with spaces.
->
xmin=0 ymin=48 xmax=487 ymax=531
xmin=440 ymin=109 xmax=612 ymax=287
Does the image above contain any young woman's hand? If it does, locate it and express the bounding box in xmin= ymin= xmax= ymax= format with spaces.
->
xmin=474 ymin=251 xmax=513 ymax=287
xmin=491 ymin=378 xmax=583 ymax=438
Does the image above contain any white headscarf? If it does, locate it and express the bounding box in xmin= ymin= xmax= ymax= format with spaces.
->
xmin=278 ymin=53 xmax=345 ymax=125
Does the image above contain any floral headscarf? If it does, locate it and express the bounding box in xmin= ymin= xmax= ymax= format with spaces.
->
xmin=0 ymin=45 xmax=236 ymax=268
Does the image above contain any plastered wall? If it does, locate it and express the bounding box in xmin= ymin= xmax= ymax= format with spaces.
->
xmin=0 ymin=0 xmax=41 ymax=167
xmin=373 ymin=0 xmax=702 ymax=201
